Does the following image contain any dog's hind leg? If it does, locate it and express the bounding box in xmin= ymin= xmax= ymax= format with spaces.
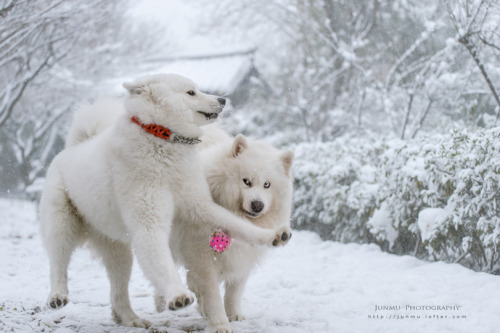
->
xmin=39 ymin=173 xmax=83 ymax=309
xmin=90 ymin=235 xmax=151 ymax=328
xmin=224 ymin=277 xmax=249 ymax=322
xmin=187 ymin=268 xmax=232 ymax=333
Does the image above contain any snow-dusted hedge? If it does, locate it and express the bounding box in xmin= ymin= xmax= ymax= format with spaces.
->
xmin=292 ymin=127 xmax=500 ymax=273
xmin=292 ymin=139 xmax=387 ymax=244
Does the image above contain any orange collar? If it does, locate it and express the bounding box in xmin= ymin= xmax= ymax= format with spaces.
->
xmin=131 ymin=116 xmax=172 ymax=140
xmin=131 ymin=117 xmax=201 ymax=144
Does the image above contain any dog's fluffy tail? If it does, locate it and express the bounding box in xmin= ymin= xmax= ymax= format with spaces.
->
xmin=199 ymin=123 xmax=232 ymax=150
xmin=65 ymin=98 xmax=124 ymax=148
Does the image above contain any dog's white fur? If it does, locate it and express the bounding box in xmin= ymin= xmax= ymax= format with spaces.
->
xmin=39 ymin=74 xmax=288 ymax=327
xmin=163 ymin=125 xmax=294 ymax=333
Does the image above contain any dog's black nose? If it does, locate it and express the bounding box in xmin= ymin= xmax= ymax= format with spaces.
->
xmin=218 ymin=98 xmax=226 ymax=106
xmin=251 ymin=201 xmax=264 ymax=213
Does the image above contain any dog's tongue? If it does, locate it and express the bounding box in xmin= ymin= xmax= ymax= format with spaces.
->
xmin=209 ymin=230 xmax=231 ymax=253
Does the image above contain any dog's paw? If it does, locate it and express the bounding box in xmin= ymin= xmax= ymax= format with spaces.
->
xmin=112 ymin=310 xmax=151 ymax=328
xmin=168 ymin=293 xmax=195 ymax=311
xmin=155 ymin=295 xmax=166 ymax=313
xmin=119 ymin=317 xmax=151 ymax=328
xmin=123 ymin=317 xmax=152 ymax=328
xmin=227 ymin=313 xmax=246 ymax=322
xmin=272 ymin=227 xmax=292 ymax=247
xmin=47 ymin=293 xmax=68 ymax=309
xmin=215 ymin=328 xmax=233 ymax=333
xmin=213 ymin=323 xmax=233 ymax=333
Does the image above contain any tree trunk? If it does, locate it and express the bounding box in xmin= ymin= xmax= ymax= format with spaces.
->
xmin=401 ymin=93 xmax=414 ymax=140
xmin=459 ymin=35 xmax=500 ymax=115
xmin=411 ymin=99 xmax=433 ymax=139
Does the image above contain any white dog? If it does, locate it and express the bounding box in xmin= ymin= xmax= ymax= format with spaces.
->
xmin=161 ymin=126 xmax=294 ymax=333
xmin=39 ymin=74 xmax=289 ymax=328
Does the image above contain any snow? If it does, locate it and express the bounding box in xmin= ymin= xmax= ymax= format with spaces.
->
xmin=368 ymin=202 xmax=398 ymax=248
xmin=2 ymin=198 xmax=500 ymax=333
xmin=401 ymin=156 xmax=426 ymax=180
xmin=417 ymin=208 xmax=449 ymax=242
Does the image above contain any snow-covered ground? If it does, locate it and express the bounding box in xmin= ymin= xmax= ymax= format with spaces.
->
xmin=1 ymin=198 xmax=500 ymax=333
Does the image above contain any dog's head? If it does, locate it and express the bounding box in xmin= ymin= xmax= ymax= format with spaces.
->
xmin=204 ymin=134 xmax=294 ymax=229
xmin=123 ymin=74 xmax=225 ymax=137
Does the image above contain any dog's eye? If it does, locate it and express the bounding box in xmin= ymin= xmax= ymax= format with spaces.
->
xmin=187 ymin=90 xmax=196 ymax=96
xmin=264 ymin=181 xmax=271 ymax=189
xmin=243 ymin=178 xmax=252 ymax=187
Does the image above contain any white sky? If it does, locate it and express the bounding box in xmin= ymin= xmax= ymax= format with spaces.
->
xmin=128 ymin=0 xmax=254 ymax=56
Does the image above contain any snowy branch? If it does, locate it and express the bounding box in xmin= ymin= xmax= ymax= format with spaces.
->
xmin=445 ymin=0 xmax=500 ymax=113
xmin=0 ymin=51 xmax=53 ymax=127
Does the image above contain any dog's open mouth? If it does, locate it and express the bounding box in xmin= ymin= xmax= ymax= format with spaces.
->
xmin=198 ymin=111 xmax=219 ymax=120
xmin=242 ymin=208 xmax=261 ymax=219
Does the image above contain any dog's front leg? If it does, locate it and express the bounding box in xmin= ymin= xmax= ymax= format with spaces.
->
xmin=119 ymin=190 xmax=194 ymax=311
xmin=131 ymin=222 xmax=194 ymax=310
xmin=193 ymin=202 xmax=286 ymax=247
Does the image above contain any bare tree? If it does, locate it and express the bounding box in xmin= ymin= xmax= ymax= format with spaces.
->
xmin=445 ymin=0 xmax=500 ymax=113
xmin=196 ymin=0 xmax=499 ymax=141
xmin=3 ymin=104 xmax=67 ymax=190
xmin=1 ymin=0 xmax=93 ymax=127
xmin=0 ymin=0 xmax=173 ymax=193
xmin=0 ymin=0 xmax=167 ymax=126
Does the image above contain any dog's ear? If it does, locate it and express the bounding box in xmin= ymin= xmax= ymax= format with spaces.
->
xmin=232 ymin=134 xmax=248 ymax=157
xmin=281 ymin=151 xmax=294 ymax=177
xmin=123 ymin=82 xmax=146 ymax=95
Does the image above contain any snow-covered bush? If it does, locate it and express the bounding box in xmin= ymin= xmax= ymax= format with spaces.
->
xmin=424 ymin=129 xmax=500 ymax=272
xmin=292 ymin=137 xmax=388 ymax=243
xmin=292 ymin=127 xmax=500 ymax=273
xmin=376 ymin=141 xmax=435 ymax=254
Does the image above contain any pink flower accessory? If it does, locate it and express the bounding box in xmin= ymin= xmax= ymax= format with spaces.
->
xmin=209 ymin=230 xmax=231 ymax=253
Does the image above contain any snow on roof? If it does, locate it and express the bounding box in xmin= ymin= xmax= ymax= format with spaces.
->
xmin=102 ymin=51 xmax=255 ymax=96
xmin=146 ymin=54 xmax=253 ymax=96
